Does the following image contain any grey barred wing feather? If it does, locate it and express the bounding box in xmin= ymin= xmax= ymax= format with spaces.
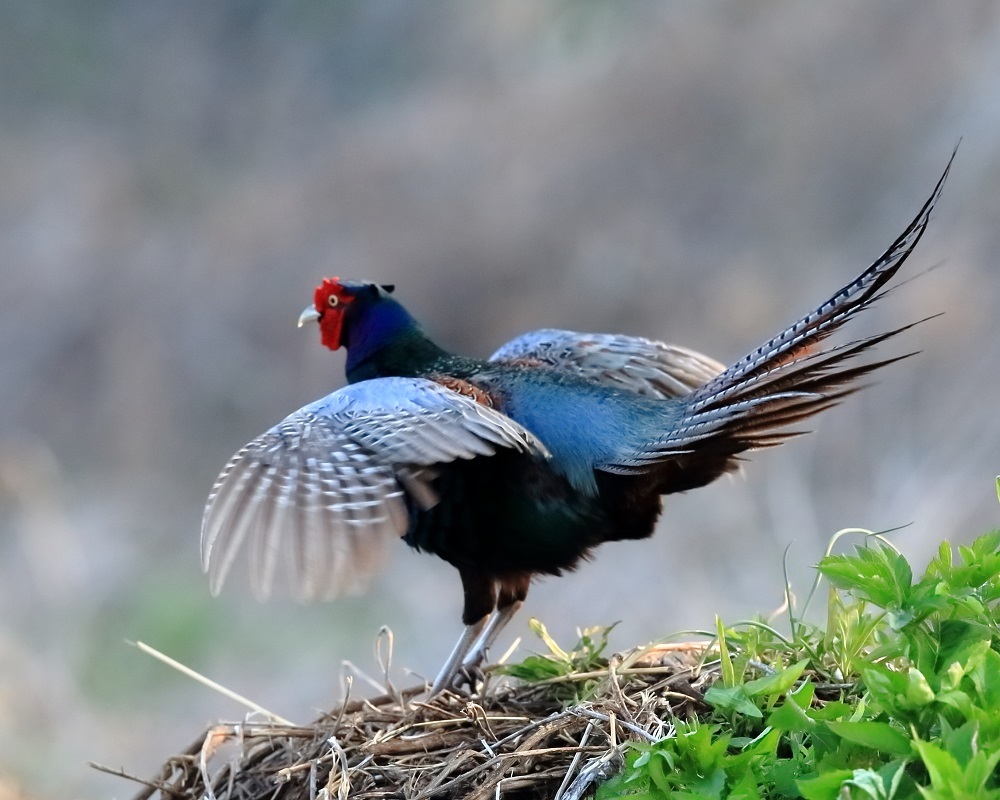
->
xmin=490 ymin=329 xmax=724 ymax=399
xmin=201 ymin=377 xmax=549 ymax=603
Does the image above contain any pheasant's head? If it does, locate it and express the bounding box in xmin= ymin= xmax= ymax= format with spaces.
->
xmin=298 ymin=278 xmax=396 ymax=351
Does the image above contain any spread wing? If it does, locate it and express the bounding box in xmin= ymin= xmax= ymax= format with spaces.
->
xmin=490 ymin=329 xmax=725 ymax=398
xmin=201 ymin=376 xmax=549 ymax=602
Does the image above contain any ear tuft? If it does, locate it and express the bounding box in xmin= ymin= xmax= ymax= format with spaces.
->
xmin=380 ymin=284 xmax=395 ymax=294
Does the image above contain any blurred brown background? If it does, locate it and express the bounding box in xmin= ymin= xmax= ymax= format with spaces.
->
xmin=2 ymin=1 xmax=999 ymax=796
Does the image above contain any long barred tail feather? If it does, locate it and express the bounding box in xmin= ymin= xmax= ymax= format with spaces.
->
xmin=611 ymin=150 xmax=954 ymax=471
xmin=687 ymin=149 xmax=953 ymax=418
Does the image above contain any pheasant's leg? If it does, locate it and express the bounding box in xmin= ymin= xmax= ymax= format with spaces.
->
xmin=429 ymin=616 xmax=489 ymax=696
xmin=461 ymin=601 xmax=520 ymax=670
xmin=428 ymin=570 xmax=495 ymax=697
xmin=462 ymin=573 xmax=530 ymax=670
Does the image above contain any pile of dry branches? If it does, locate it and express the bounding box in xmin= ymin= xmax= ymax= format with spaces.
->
xmin=105 ymin=642 xmax=714 ymax=800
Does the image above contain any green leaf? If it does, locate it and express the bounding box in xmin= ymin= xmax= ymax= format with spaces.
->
xmin=574 ymin=623 xmax=616 ymax=665
xmin=789 ymin=679 xmax=816 ymax=708
xmin=646 ymin=749 xmax=675 ymax=795
xmin=498 ymin=654 xmax=566 ymax=681
xmin=596 ymin=783 xmax=655 ymax=800
xmin=528 ymin=618 xmax=570 ymax=661
xmin=819 ymin=544 xmax=913 ymax=612
xmin=797 ymin=770 xmax=855 ymax=800
xmin=818 ymin=553 xmax=872 ymax=594
xmin=905 ymin=667 xmax=935 ymax=707
xmin=826 ymin=721 xmax=912 ymax=756
xmin=936 ymin=620 xmax=991 ymax=677
xmin=768 ymin=698 xmax=817 ymax=732
xmin=862 ymin=664 xmax=909 ymax=711
xmin=971 ymin=648 xmax=1000 ymax=708
xmin=727 ymin=770 xmax=763 ymax=800
xmin=692 ymin=766 xmax=726 ymax=797
xmin=703 ymin=685 xmax=763 ymax=718
xmin=845 ymin=768 xmax=889 ymax=800
xmin=909 ymin=737 xmax=1000 ymax=796
xmin=940 ymin=720 xmax=977 ymax=766
xmin=927 ymin=533 xmax=1000 ymax=604
xmin=963 ymin=750 xmax=1000 ymax=793
xmin=743 ymin=659 xmax=809 ymax=699
xmin=878 ymin=759 xmax=910 ymax=800
xmin=935 ymin=689 xmax=974 ymax=717
xmin=809 ymin=700 xmax=855 ymax=722
xmin=912 ymin=738 xmax=967 ymax=793
xmin=717 ymin=615 xmax=735 ymax=688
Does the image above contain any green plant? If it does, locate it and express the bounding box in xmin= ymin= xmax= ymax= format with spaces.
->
xmin=496 ymin=618 xmax=615 ymax=701
xmin=588 ymin=526 xmax=1000 ymax=799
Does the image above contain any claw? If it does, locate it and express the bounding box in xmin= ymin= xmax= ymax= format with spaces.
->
xmin=429 ymin=599 xmax=525 ymax=697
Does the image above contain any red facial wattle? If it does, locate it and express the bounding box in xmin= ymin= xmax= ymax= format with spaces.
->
xmin=304 ymin=278 xmax=353 ymax=351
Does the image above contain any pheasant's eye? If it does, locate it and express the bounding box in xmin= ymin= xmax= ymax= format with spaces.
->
xmin=327 ymin=295 xmax=340 ymax=308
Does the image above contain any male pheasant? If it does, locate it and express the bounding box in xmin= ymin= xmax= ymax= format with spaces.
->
xmin=202 ymin=156 xmax=951 ymax=694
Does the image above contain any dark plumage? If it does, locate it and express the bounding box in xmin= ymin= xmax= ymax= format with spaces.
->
xmin=202 ymin=155 xmax=952 ymax=694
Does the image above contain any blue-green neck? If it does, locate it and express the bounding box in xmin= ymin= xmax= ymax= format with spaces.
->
xmin=343 ymin=296 xmax=479 ymax=383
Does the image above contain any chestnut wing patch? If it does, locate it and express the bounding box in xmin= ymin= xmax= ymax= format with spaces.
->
xmin=431 ymin=375 xmax=498 ymax=408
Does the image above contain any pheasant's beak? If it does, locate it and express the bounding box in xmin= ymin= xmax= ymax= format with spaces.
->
xmin=297 ymin=306 xmax=321 ymax=328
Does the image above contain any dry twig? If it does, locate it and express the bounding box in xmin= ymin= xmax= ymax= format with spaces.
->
xmin=112 ymin=641 xmax=711 ymax=800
